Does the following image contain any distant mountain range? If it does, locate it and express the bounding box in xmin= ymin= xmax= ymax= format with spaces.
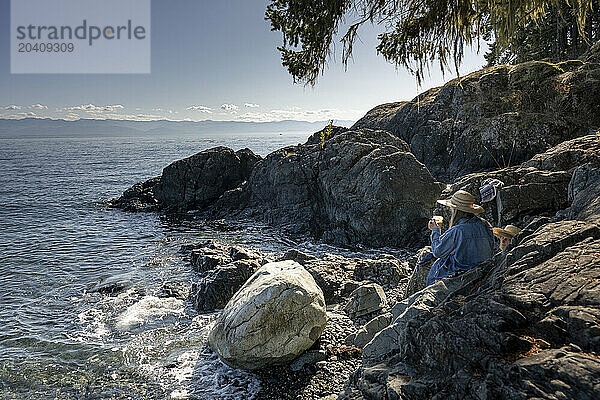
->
xmin=0 ymin=118 xmax=355 ymax=137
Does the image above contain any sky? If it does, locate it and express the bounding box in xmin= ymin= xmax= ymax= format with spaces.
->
xmin=0 ymin=0 xmax=489 ymax=123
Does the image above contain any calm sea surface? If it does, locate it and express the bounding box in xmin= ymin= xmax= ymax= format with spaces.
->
xmin=0 ymin=131 xmax=334 ymax=400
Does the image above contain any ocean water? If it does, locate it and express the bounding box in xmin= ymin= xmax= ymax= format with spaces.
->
xmin=0 ymin=131 xmax=322 ymax=400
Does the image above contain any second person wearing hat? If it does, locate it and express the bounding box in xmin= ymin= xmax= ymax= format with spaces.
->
xmin=493 ymin=225 xmax=522 ymax=251
xmin=426 ymin=190 xmax=495 ymax=286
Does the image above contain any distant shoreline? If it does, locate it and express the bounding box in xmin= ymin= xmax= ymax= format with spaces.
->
xmin=0 ymin=117 xmax=355 ymax=138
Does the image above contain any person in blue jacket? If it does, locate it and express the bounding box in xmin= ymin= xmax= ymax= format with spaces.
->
xmin=426 ymin=190 xmax=495 ymax=286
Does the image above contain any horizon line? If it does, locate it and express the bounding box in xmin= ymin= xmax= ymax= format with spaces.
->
xmin=0 ymin=116 xmax=357 ymax=124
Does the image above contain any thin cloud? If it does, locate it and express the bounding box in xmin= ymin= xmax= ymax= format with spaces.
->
xmin=61 ymin=104 xmax=125 ymax=113
xmin=220 ymin=104 xmax=239 ymax=111
xmin=5 ymin=105 xmax=23 ymax=110
xmin=186 ymin=105 xmax=213 ymax=113
xmin=63 ymin=113 xmax=81 ymax=121
xmin=2 ymin=112 xmax=37 ymax=119
xmin=244 ymin=103 xmax=260 ymax=108
xmin=153 ymin=107 xmax=175 ymax=114
xmin=54 ymin=113 xmax=187 ymax=122
xmin=69 ymin=113 xmax=166 ymax=121
xmin=29 ymin=104 xmax=48 ymax=110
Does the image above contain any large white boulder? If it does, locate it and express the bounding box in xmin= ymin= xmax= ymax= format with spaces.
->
xmin=207 ymin=260 xmax=327 ymax=370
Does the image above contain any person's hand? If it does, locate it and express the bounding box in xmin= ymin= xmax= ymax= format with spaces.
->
xmin=428 ymin=219 xmax=441 ymax=230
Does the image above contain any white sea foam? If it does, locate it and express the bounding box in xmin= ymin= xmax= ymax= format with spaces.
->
xmin=170 ymin=388 xmax=189 ymax=399
xmin=127 ymin=312 xmax=259 ymax=400
xmin=187 ymin=346 xmax=261 ymax=400
xmin=115 ymin=295 xmax=184 ymax=331
xmin=76 ymin=308 xmax=110 ymax=339
xmin=145 ymin=346 xmax=261 ymax=400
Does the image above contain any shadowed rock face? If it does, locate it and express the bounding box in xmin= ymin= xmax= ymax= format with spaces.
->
xmin=522 ymin=133 xmax=600 ymax=172
xmin=108 ymin=147 xmax=261 ymax=212
xmin=441 ymin=167 xmax=572 ymax=225
xmin=404 ymin=246 xmax=434 ymax=299
xmin=561 ymin=163 xmax=600 ymax=221
xmin=352 ymin=60 xmax=600 ymax=182
xmin=240 ymin=128 xmax=443 ymax=248
xmin=343 ymin=219 xmax=600 ymax=399
xmin=191 ymin=260 xmax=260 ymax=312
xmin=344 ymin=283 xmax=387 ymax=319
xmin=107 ymin=176 xmax=160 ymax=211
xmin=154 ymin=147 xmax=261 ymax=211
xmin=185 ymin=240 xmax=270 ymax=313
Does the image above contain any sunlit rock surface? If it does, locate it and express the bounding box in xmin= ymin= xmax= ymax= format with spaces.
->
xmin=208 ymin=260 xmax=327 ymax=370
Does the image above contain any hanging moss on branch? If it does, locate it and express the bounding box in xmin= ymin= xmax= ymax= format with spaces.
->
xmin=266 ymin=0 xmax=597 ymax=85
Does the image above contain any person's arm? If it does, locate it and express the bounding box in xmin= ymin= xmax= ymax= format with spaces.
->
xmin=430 ymin=227 xmax=459 ymax=259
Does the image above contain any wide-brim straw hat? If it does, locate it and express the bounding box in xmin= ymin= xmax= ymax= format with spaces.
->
xmin=437 ymin=190 xmax=484 ymax=214
xmin=493 ymin=225 xmax=522 ymax=239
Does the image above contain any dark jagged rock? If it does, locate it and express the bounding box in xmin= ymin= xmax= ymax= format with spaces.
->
xmin=154 ymin=147 xmax=261 ymax=212
xmin=340 ymin=280 xmax=363 ymax=297
xmin=107 ymin=176 xmax=160 ymax=211
xmin=504 ymin=220 xmax=600 ymax=273
xmin=342 ymin=219 xmax=600 ymax=399
xmin=352 ymin=61 xmax=600 ymax=182
xmin=504 ymin=237 xmax=600 ymax=353
xmin=302 ymin=254 xmax=358 ymax=303
xmin=157 ymin=282 xmax=189 ymax=300
xmin=352 ymin=255 xmax=410 ymax=288
xmin=109 ymin=147 xmax=261 ymax=212
xmin=523 ymin=134 xmax=600 ymax=172
xmin=441 ymin=166 xmax=571 ymax=226
xmin=229 ymin=245 xmax=261 ymax=261
xmin=88 ymin=274 xmax=133 ymax=296
xmin=210 ymin=184 xmax=251 ymax=215
xmin=190 ymin=252 xmax=223 ymax=273
xmin=184 ymin=240 xmax=272 ymax=313
xmin=560 ymin=163 xmax=600 ymax=221
xmin=188 ymin=240 xmax=229 ymax=272
xmin=191 ymin=260 xmax=260 ymax=312
xmin=236 ymin=128 xmax=442 ymax=248
xmin=344 ymin=283 xmax=387 ymax=319
xmin=279 ymin=249 xmax=318 ymax=266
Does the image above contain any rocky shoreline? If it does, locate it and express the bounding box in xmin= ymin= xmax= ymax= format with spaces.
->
xmin=179 ymin=239 xmax=413 ymax=399
xmin=109 ymin=48 xmax=600 ymax=399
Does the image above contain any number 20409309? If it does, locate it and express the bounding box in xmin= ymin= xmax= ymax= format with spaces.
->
xmin=18 ymin=42 xmax=74 ymax=52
